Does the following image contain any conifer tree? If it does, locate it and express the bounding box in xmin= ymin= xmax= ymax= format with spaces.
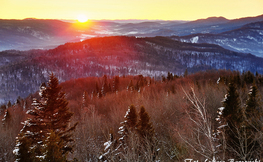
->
xmin=118 ymin=104 xmax=137 ymax=149
xmin=7 ymin=101 xmax=12 ymax=108
xmin=15 ymin=73 xmax=77 ymax=161
xmin=2 ymin=109 xmax=12 ymax=130
xmin=218 ymin=82 xmax=253 ymax=159
xmin=118 ymin=104 xmax=137 ymax=136
xmin=42 ymin=131 xmax=66 ymax=162
xmin=136 ymin=106 xmax=157 ymax=160
xmin=101 ymin=104 xmax=157 ymax=161
xmin=112 ymin=76 xmax=120 ymax=92
xmin=243 ymin=84 xmax=262 ymax=158
xmin=136 ymin=106 xmax=155 ymax=142
xmin=222 ymin=83 xmax=242 ymax=124
xmin=167 ymin=72 xmax=174 ymax=81
xmin=13 ymin=133 xmax=35 ymax=162
xmin=245 ymin=84 xmax=262 ymax=122
xmin=101 ymin=104 xmax=138 ymax=160
xmin=243 ymin=71 xmax=254 ymax=84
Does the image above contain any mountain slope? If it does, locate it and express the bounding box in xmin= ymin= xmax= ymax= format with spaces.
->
xmin=0 ymin=19 xmax=83 ymax=51
xmin=1 ymin=36 xmax=263 ymax=104
xmin=174 ymin=21 xmax=263 ymax=57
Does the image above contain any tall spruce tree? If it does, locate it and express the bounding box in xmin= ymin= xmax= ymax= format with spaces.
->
xmin=217 ymin=82 xmax=260 ymax=160
xmin=219 ymin=82 xmax=244 ymax=158
xmin=118 ymin=104 xmax=137 ymax=144
xmin=101 ymin=104 xmax=157 ymax=161
xmin=14 ymin=73 xmax=77 ymax=161
xmin=244 ymin=84 xmax=262 ymax=158
xmin=100 ymin=104 xmax=138 ymax=161
xmin=245 ymin=84 xmax=262 ymax=123
xmin=136 ymin=106 xmax=157 ymax=160
xmin=222 ymin=83 xmax=242 ymax=124
xmin=136 ymin=106 xmax=155 ymax=142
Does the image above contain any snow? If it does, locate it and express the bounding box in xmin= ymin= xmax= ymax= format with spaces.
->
xmin=218 ymin=124 xmax=228 ymax=129
xmin=13 ymin=148 xmax=19 ymax=156
xmin=26 ymin=131 xmax=34 ymax=135
xmin=36 ymin=155 xmax=46 ymax=160
xmin=218 ymin=107 xmax=224 ymax=111
xmin=216 ymin=77 xmax=220 ymax=84
xmin=104 ymin=141 xmax=112 ymax=151
xmin=2 ymin=111 xmax=8 ymax=122
xmin=190 ymin=36 xmax=199 ymax=43
xmin=225 ymin=44 xmax=248 ymax=52
xmin=119 ymin=126 xmax=124 ymax=130
xmin=124 ymin=109 xmax=130 ymax=118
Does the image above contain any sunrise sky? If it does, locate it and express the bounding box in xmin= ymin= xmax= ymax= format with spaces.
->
xmin=1 ymin=0 xmax=263 ymax=21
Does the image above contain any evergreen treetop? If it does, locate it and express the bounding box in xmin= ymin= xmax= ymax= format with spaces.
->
xmin=222 ymin=82 xmax=242 ymax=124
xmin=137 ymin=106 xmax=155 ymax=141
xmin=245 ymin=84 xmax=262 ymax=120
xmin=15 ymin=73 xmax=77 ymax=161
xmin=123 ymin=104 xmax=137 ymax=129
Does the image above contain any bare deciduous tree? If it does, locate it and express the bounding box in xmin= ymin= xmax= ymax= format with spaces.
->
xmin=179 ymin=87 xmax=217 ymax=161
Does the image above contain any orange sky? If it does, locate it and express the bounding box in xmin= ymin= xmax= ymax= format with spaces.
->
xmin=1 ymin=0 xmax=263 ymax=20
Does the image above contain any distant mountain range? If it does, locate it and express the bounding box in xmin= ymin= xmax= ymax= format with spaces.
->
xmin=1 ymin=36 xmax=263 ymax=104
xmin=172 ymin=21 xmax=263 ymax=57
xmin=1 ymin=14 xmax=263 ymax=56
xmin=0 ymin=19 xmax=80 ymax=51
xmin=1 ymin=14 xmax=263 ymax=103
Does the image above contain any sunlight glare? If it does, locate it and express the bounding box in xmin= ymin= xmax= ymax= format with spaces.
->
xmin=77 ymin=14 xmax=88 ymax=23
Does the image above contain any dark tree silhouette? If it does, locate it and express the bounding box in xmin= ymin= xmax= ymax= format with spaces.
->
xmin=136 ymin=106 xmax=155 ymax=142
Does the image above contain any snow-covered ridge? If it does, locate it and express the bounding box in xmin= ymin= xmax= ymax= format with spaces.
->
xmin=1 ymin=36 xmax=263 ymax=104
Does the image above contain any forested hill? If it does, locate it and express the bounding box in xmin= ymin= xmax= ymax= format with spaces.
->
xmin=1 ymin=36 xmax=263 ymax=103
xmin=1 ymin=70 xmax=263 ymax=161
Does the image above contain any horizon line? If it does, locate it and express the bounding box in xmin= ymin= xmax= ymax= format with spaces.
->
xmin=1 ymin=13 xmax=263 ymax=22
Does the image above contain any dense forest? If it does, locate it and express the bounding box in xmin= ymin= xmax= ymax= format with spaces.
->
xmin=2 ymin=36 xmax=263 ymax=104
xmin=0 ymin=70 xmax=263 ymax=161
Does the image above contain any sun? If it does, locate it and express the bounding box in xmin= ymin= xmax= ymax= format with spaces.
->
xmin=77 ymin=15 xmax=88 ymax=23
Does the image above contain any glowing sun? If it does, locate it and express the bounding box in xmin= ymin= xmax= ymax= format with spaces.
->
xmin=77 ymin=15 xmax=88 ymax=23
